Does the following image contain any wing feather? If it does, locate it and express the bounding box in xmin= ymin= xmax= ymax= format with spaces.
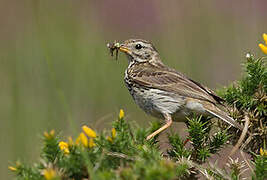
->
xmin=128 ymin=62 xmax=223 ymax=105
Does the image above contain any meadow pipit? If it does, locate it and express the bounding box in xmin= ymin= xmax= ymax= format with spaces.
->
xmin=107 ymin=39 xmax=243 ymax=140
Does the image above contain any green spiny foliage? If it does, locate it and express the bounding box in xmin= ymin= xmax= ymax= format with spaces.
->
xmin=10 ymin=162 xmax=43 ymax=180
xmin=41 ymin=130 xmax=61 ymax=163
xmin=9 ymin=53 xmax=267 ymax=180
xmin=168 ymin=116 xmax=228 ymax=163
xmin=222 ymin=56 xmax=266 ymax=110
xmin=209 ymin=130 xmax=229 ymax=153
xmin=252 ymin=152 xmax=267 ymax=180
xmin=9 ymin=113 xmax=194 ymax=180
xmin=219 ymin=54 xmax=266 ymax=154
xmin=8 ymin=111 xmax=267 ymax=180
xmin=167 ymin=133 xmax=191 ymax=159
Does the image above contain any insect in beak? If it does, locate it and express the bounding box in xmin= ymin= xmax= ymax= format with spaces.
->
xmin=107 ymin=42 xmax=120 ymax=60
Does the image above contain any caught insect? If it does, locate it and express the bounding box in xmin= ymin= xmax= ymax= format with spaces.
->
xmin=107 ymin=41 xmax=120 ymax=60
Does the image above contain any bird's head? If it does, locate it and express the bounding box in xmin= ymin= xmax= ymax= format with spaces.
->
xmin=108 ymin=39 xmax=160 ymax=63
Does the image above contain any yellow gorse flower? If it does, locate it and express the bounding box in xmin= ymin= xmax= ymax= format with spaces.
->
xmin=112 ymin=128 xmax=116 ymax=138
xmin=58 ymin=141 xmax=70 ymax=154
xmin=75 ymin=135 xmax=81 ymax=145
xmin=8 ymin=166 xmax=17 ymax=171
xmin=9 ymin=161 xmax=21 ymax=172
xmin=119 ymin=109 xmax=124 ymax=119
xmin=263 ymin=33 xmax=267 ymax=43
xmin=107 ymin=136 xmax=113 ymax=142
xmin=44 ymin=130 xmax=55 ymax=139
xmin=89 ymin=138 xmax=96 ymax=148
xmin=107 ymin=128 xmax=117 ymax=143
xmin=82 ymin=125 xmax=97 ymax=138
xmin=43 ymin=168 xmax=57 ymax=180
xmin=260 ymin=148 xmax=267 ymax=156
xmin=79 ymin=132 xmax=88 ymax=147
xmin=259 ymin=33 xmax=267 ymax=54
xmin=259 ymin=44 xmax=267 ymax=54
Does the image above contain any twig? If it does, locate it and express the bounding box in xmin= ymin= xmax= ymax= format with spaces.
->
xmin=106 ymin=151 xmax=135 ymax=161
xmin=229 ymin=115 xmax=250 ymax=157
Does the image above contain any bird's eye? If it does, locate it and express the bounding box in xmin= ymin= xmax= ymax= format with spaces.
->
xmin=135 ymin=44 xmax=142 ymax=49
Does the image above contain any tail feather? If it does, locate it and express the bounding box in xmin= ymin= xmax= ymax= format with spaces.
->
xmin=205 ymin=106 xmax=243 ymax=130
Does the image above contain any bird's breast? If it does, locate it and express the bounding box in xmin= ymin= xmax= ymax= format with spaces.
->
xmin=124 ymin=79 xmax=187 ymax=121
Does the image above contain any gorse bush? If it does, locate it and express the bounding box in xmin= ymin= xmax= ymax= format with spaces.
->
xmin=8 ymin=109 xmax=266 ymax=179
xmin=9 ymin=35 xmax=267 ymax=179
xmin=168 ymin=116 xmax=229 ymax=163
xmin=9 ymin=111 xmax=195 ymax=180
xmin=218 ymin=54 xmax=266 ymax=154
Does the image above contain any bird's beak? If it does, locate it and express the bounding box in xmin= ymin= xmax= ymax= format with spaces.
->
xmin=119 ymin=44 xmax=130 ymax=54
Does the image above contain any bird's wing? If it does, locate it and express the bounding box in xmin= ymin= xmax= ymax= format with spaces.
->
xmin=128 ymin=62 xmax=224 ymax=105
xmin=128 ymin=62 xmax=244 ymax=130
xmin=204 ymin=104 xmax=243 ymax=130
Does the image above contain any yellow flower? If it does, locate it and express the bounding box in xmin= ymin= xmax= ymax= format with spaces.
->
xmin=259 ymin=44 xmax=267 ymax=54
xmin=75 ymin=135 xmax=81 ymax=144
xmin=89 ymin=138 xmax=96 ymax=148
xmin=119 ymin=109 xmax=124 ymax=119
xmin=259 ymin=33 xmax=267 ymax=54
xmin=111 ymin=128 xmax=116 ymax=138
xmin=260 ymin=148 xmax=267 ymax=156
xmin=8 ymin=166 xmax=17 ymax=171
xmin=263 ymin=33 xmax=267 ymax=44
xmin=44 ymin=130 xmax=55 ymax=139
xmin=82 ymin=125 xmax=97 ymax=138
xmin=107 ymin=128 xmax=117 ymax=143
xmin=107 ymin=136 xmax=113 ymax=143
xmin=43 ymin=168 xmax=56 ymax=180
xmin=76 ymin=132 xmax=96 ymax=148
xmin=44 ymin=131 xmax=49 ymax=137
xmin=79 ymin=132 xmax=88 ymax=147
xmin=58 ymin=141 xmax=70 ymax=154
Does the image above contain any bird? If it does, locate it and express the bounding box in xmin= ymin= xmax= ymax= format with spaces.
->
xmin=107 ymin=39 xmax=243 ymax=140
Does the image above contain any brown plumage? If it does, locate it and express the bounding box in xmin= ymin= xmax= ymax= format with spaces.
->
xmin=128 ymin=61 xmax=224 ymax=104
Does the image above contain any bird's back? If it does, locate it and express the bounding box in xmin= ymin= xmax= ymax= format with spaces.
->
xmin=125 ymin=61 xmax=223 ymax=105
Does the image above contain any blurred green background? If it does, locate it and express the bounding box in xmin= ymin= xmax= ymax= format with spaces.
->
xmin=1 ymin=0 xmax=266 ymax=179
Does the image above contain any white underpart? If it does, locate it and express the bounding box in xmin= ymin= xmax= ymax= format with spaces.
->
xmin=130 ymin=87 xmax=187 ymax=121
xmin=146 ymin=89 xmax=183 ymax=114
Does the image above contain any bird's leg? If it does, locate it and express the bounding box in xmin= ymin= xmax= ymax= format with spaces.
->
xmin=183 ymin=138 xmax=190 ymax=146
xmin=146 ymin=113 xmax=172 ymax=140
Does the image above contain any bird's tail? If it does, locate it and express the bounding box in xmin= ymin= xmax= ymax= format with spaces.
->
xmin=205 ymin=106 xmax=243 ymax=130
